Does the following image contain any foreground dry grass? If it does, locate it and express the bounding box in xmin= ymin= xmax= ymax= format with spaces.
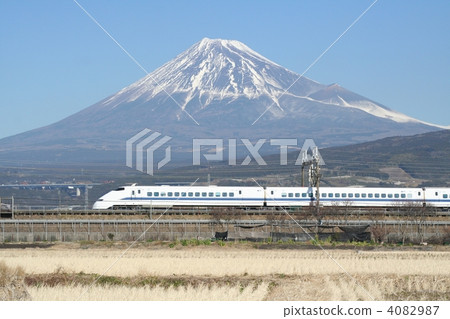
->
xmin=23 ymin=273 xmax=450 ymax=301
xmin=28 ymin=283 xmax=270 ymax=301
xmin=0 ymin=261 xmax=30 ymax=301
xmin=1 ymin=246 xmax=449 ymax=277
xmin=1 ymin=242 xmax=449 ymax=300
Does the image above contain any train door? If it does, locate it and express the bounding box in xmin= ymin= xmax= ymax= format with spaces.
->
xmin=424 ymin=188 xmax=440 ymax=207
xmin=131 ymin=189 xmax=137 ymax=199
xmin=431 ymin=189 xmax=440 ymax=206
xmin=263 ymin=187 xmax=267 ymax=207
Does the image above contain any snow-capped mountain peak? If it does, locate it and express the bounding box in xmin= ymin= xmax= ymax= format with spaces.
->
xmin=0 ymin=38 xmax=443 ymax=162
xmin=102 ymin=38 xmax=323 ymax=111
xmin=99 ymin=38 xmax=446 ymax=130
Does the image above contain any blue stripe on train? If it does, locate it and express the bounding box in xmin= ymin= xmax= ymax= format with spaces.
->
xmin=121 ymin=197 xmax=262 ymax=201
xmin=269 ymin=198 xmax=450 ymax=203
xmin=121 ymin=197 xmax=450 ymax=204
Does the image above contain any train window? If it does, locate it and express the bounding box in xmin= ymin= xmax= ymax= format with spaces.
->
xmin=368 ymin=194 xmax=373 ymax=198
xmin=115 ymin=187 xmax=125 ymax=191
xmin=418 ymin=192 xmax=421 ymax=196
xmin=154 ymin=192 xmax=159 ymax=197
xmin=443 ymin=194 xmax=448 ymax=199
xmin=195 ymin=192 xmax=200 ymax=197
xmin=381 ymin=194 xmax=386 ymax=198
xmin=328 ymin=193 xmax=333 ymax=198
xmin=375 ymin=193 xmax=380 ymax=198
xmin=138 ymin=190 xmax=141 ymax=194
xmin=175 ymin=192 xmax=180 ymax=197
xmin=188 ymin=192 xmax=193 ymax=197
xmin=407 ymin=194 xmax=412 ymax=199
xmin=302 ymin=193 xmax=308 ymax=198
xmin=222 ymin=192 xmax=227 ymax=197
xmin=335 ymin=193 xmax=340 ymax=198
xmin=147 ymin=192 xmax=152 ymax=196
xmin=239 ymin=190 xmax=242 ymax=195
xmin=271 ymin=191 xmax=274 ymax=195
xmin=132 ymin=190 xmax=135 ymax=196
xmin=309 ymin=193 xmax=314 ymax=198
xmin=362 ymin=193 xmax=366 ymax=198
xmin=181 ymin=192 xmax=186 ymax=197
xmin=341 ymin=193 xmax=347 ymax=198
xmin=202 ymin=192 xmax=207 ymax=197
xmin=161 ymin=192 xmax=166 ymax=197
xmin=355 ymin=193 xmax=360 ymax=198
xmin=388 ymin=194 xmax=393 ymax=198
xmin=168 ymin=192 xmax=173 ymax=197
xmin=229 ymin=192 xmax=234 ymax=197
xmin=348 ymin=193 xmax=353 ymax=198
xmin=394 ymin=194 xmax=399 ymax=198
xmin=216 ymin=192 xmax=220 ymax=197
xmin=322 ymin=193 xmax=327 ymax=198
xmin=281 ymin=193 xmax=287 ymax=198
xmin=401 ymin=194 xmax=406 ymax=199
xmin=209 ymin=192 xmax=214 ymax=197
xmin=288 ymin=193 xmax=293 ymax=198
xmin=435 ymin=192 xmax=438 ymax=196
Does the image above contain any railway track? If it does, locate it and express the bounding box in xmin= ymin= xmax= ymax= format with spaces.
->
xmin=5 ymin=206 xmax=450 ymax=219
xmin=1 ymin=218 xmax=450 ymax=226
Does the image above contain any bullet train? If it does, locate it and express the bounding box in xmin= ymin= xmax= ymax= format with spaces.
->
xmin=93 ymin=184 xmax=450 ymax=209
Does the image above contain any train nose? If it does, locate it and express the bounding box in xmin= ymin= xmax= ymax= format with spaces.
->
xmin=92 ymin=200 xmax=106 ymax=209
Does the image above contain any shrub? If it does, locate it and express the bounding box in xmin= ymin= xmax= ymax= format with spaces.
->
xmin=0 ymin=261 xmax=31 ymax=301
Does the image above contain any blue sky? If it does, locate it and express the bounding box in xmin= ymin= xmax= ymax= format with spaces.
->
xmin=1 ymin=0 xmax=449 ymax=139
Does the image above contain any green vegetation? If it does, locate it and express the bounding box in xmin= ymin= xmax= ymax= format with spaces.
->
xmin=168 ymin=239 xmax=213 ymax=248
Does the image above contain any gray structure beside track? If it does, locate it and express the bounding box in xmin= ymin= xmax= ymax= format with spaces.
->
xmin=0 ymin=219 xmax=449 ymax=243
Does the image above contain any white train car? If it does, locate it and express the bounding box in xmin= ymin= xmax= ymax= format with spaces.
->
xmin=93 ymin=185 xmax=450 ymax=210
xmin=93 ymin=185 xmax=265 ymax=209
xmin=265 ymin=187 xmax=427 ymax=207
xmin=423 ymin=188 xmax=450 ymax=207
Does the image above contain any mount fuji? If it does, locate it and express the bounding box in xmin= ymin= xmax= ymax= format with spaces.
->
xmin=0 ymin=38 xmax=444 ymax=164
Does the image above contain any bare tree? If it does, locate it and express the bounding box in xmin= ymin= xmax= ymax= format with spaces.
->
xmin=391 ymin=201 xmax=427 ymax=244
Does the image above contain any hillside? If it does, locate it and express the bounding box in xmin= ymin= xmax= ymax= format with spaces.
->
xmin=0 ymin=130 xmax=448 ymax=207
xmin=0 ymin=38 xmax=442 ymax=166
xmin=156 ymin=129 xmax=450 ymax=188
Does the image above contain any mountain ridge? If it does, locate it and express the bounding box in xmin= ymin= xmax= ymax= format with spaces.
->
xmin=0 ymin=38 xmax=443 ymax=164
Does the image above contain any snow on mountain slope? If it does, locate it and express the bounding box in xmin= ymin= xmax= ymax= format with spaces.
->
xmin=308 ymin=83 xmax=448 ymax=128
xmin=102 ymin=38 xmax=325 ymax=113
xmin=100 ymin=38 xmax=445 ymax=129
xmin=0 ymin=37 xmax=444 ymax=162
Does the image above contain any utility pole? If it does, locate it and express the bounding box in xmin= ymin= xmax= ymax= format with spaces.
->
xmin=308 ymin=148 xmax=321 ymax=217
xmin=301 ymin=163 xmax=305 ymax=187
xmin=301 ymin=147 xmax=322 ymax=234
xmin=84 ymin=185 xmax=89 ymax=212
xmin=11 ymin=196 xmax=15 ymax=219
xmin=58 ymin=189 xmax=61 ymax=211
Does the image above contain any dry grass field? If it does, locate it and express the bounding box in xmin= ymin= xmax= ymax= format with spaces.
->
xmin=1 ymin=242 xmax=449 ymax=301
